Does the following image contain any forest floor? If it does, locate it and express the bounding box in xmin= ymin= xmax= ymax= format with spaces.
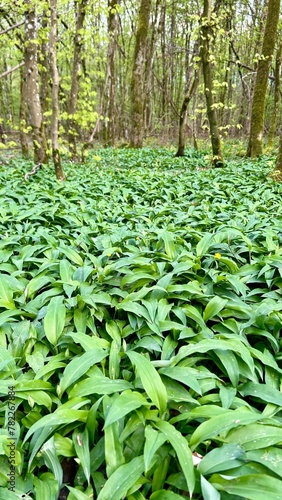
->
xmin=1 ymin=146 xmax=282 ymax=499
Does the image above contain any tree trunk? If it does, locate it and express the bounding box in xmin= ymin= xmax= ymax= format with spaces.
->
xmin=247 ymin=0 xmax=280 ymax=157
xmin=175 ymin=40 xmax=200 ymax=157
xmin=200 ymin=0 xmax=224 ymax=167
xmin=24 ymin=0 xmax=47 ymax=165
xmin=68 ymin=0 xmax=87 ymax=160
xmin=102 ymin=0 xmax=120 ymax=146
xmin=269 ymin=133 xmax=282 ymax=181
xmin=50 ymin=0 xmax=65 ymax=181
xmin=19 ymin=65 xmax=29 ymax=156
xmin=267 ymin=40 xmax=282 ymax=149
xmin=129 ymin=0 xmax=152 ymax=148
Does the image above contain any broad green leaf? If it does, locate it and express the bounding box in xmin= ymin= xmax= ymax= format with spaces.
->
xmin=33 ymin=475 xmax=59 ymax=500
xmin=104 ymin=390 xmax=148 ymax=428
xmin=239 ymin=382 xmax=282 ymax=406
xmin=210 ymin=474 xmax=282 ymax=500
xmin=59 ymin=349 xmax=108 ymax=395
xmin=23 ymin=409 xmax=88 ymax=443
xmin=203 ymin=296 xmax=228 ymax=322
xmin=66 ymin=486 xmax=91 ymax=499
xmin=197 ymin=443 xmax=245 ymax=475
xmin=190 ymin=407 xmax=262 ymax=450
xmin=196 ymin=233 xmax=213 ymax=257
xmin=150 ymin=491 xmax=185 ymax=500
xmin=183 ymin=304 xmax=206 ymax=328
xmin=97 ymin=456 xmax=144 ymax=500
xmin=144 ymin=425 xmax=166 ymax=472
xmin=226 ymin=423 xmax=282 ymax=450
xmin=44 ymin=295 xmax=66 ymax=345
xmin=41 ymin=436 xmax=63 ymax=488
xmin=69 ymin=374 xmax=132 ymax=398
xmin=127 ymin=351 xmax=167 ymax=415
xmin=155 ymin=420 xmax=195 ymax=495
xmin=66 ymin=332 xmax=109 ymax=351
xmin=200 ymin=475 xmax=220 ymax=500
xmin=73 ymin=428 xmax=91 ymax=484
xmin=159 ymin=366 xmax=202 ymax=394
xmin=246 ymin=447 xmax=282 ymax=478
xmin=59 ymin=245 xmax=83 ymax=266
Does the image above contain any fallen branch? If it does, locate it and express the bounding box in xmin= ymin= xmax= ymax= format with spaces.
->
xmin=24 ymin=163 xmax=42 ymax=181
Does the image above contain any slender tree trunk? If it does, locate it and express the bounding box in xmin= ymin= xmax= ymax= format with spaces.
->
xmin=267 ymin=40 xmax=282 ymax=149
xmin=200 ymin=0 xmax=224 ymax=167
xmin=269 ymin=133 xmax=282 ymax=181
xmin=19 ymin=66 xmax=29 ymax=156
xmin=129 ymin=0 xmax=152 ymax=148
xmin=247 ymin=0 xmax=280 ymax=157
xmin=40 ymin=11 xmax=50 ymax=159
xmin=24 ymin=0 xmax=47 ymax=165
xmin=102 ymin=0 xmax=120 ymax=146
xmin=68 ymin=0 xmax=87 ymax=160
xmin=175 ymin=41 xmax=200 ymax=157
xmin=50 ymin=0 xmax=65 ymax=181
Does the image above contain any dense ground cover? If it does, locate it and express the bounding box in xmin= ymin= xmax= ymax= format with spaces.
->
xmin=1 ymin=148 xmax=282 ymax=499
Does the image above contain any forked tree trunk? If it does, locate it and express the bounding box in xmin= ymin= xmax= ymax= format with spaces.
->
xmin=200 ymin=0 xmax=224 ymax=167
xmin=129 ymin=0 xmax=152 ymax=148
xmin=50 ymin=0 xmax=65 ymax=181
xmin=24 ymin=0 xmax=47 ymax=165
xmin=247 ymin=0 xmax=280 ymax=157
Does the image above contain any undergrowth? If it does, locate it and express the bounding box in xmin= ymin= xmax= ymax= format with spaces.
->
xmin=0 ymin=148 xmax=282 ymax=499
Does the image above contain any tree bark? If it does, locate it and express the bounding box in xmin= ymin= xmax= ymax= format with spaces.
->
xmin=129 ymin=0 xmax=152 ymax=148
xmin=19 ymin=65 xmax=29 ymax=156
xmin=200 ymin=0 xmax=224 ymax=167
xmin=102 ymin=0 xmax=120 ymax=146
xmin=247 ymin=0 xmax=280 ymax=157
xmin=68 ymin=0 xmax=87 ymax=160
xmin=24 ymin=0 xmax=47 ymax=165
xmin=50 ymin=0 xmax=65 ymax=181
xmin=267 ymin=40 xmax=282 ymax=149
xmin=175 ymin=40 xmax=200 ymax=157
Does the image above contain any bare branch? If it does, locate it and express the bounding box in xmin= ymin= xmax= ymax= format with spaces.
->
xmin=0 ymin=61 xmax=24 ymax=79
xmin=0 ymin=20 xmax=24 ymax=35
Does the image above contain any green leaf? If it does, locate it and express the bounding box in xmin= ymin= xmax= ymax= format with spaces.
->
xmin=200 ymin=475 xmax=220 ymax=500
xmin=97 ymin=456 xmax=144 ymax=500
xmin=150 ymin=491 xmax=185 ymax=500
xmin=159 ymin=366 xmax=202 ymax=394
xmin=226 ymin=423 xmax=282 ymax=450
xmin=239 ymin=382 xmax=282 ymax=406
xmin=210 ymin=474 xmax=282 ymax=500
xmin=23 ymin=409 xmax=88 ymax=443
xmin=69 ymin=373 xmax=133 ymax=398
xmin=197 ymin=443 xmax=245 ymax=475
xmin=44 ymin=295 xmax=66 ymax=345
xmin=190 ymin=407 xmax=262 ymax=450
xmin=144 ymin=425 xmax=166 ymax=472
xmin=104 ymin=390 xmax=148 ymax=428
xmin=203 ymin=296 xmax=228 ymax=322
xmin=73 ymin=427 xmax=91 ymax=484
xmin=196 ymin=233 xmax=213 ymax=257
xmin=155 ymin=420 xmax=195 ymax=495
xmin=127 ymin=351 xmax=167 ymax=415
xmin=59 ymin=349 xmax=108 ymax=395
